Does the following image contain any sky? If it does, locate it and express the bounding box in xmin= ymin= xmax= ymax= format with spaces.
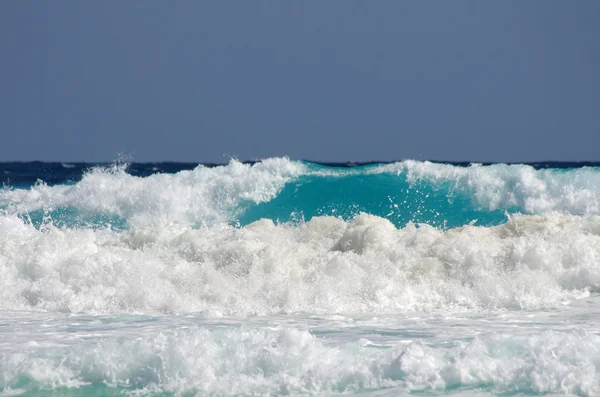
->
xmin=1 ymin=1 xmax=599 ymax=163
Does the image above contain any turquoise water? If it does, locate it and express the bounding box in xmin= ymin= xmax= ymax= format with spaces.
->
xmin=1 ymin=159 xmax=600 ymax=396
xmin=239 ymin=167 xmax=510 ymax=229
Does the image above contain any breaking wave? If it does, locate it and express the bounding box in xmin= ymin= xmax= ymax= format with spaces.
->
xmin=1 ymin=212 xmax=599 ymax=315
xmin=2 ymin=159 xmax=600 ymax=230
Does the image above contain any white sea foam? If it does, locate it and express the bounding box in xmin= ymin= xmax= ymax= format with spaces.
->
xmin=374 ymin=161 xmax=600 ymax=215
xmin=1 ymin=325 xmax=598 ymax=396
xmin=0 ymin=158 xmax=305 ymax=227
xmin=1 ymin=212 xmax=599 ymax=315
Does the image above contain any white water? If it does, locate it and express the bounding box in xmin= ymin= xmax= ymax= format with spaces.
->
xmin=1 ymin=307 xmax=599 ymax=396
xmin=380 ymin=161 xmax=600 ymax=215
xmin=0 ymin=158 xmax=305 ymax=227
xmin=1 ymin=212 xmax=599 ymax=315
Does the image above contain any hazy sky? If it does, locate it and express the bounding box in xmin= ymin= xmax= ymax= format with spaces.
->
xmin=1 ymin=1 xmax=599 ymax=163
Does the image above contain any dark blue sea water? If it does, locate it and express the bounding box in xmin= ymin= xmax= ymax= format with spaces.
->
xmin=1 ymin=159 xmax=599 ymax=396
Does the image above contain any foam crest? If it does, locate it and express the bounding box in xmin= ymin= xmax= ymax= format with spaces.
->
xmin=1 ymin=212 xmax=599 ymax=315
xmin=1 ymin=327 xmax=598 ymax=396
xmin=376 ymin=161 xmax=600 ymax=215
xmin=0 ymin=158 xmax=304 ymax=227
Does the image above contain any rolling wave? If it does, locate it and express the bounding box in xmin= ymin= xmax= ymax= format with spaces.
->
xmin=1 ymin=158 xmax=600 ymax=229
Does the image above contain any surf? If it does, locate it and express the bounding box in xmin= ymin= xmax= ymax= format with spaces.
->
xmin=0 ymin=211 xmax=598 ymax=315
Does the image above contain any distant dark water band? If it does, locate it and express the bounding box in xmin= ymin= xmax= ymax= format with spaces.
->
xmin=2 ymin=160 xmax=600 ymax=187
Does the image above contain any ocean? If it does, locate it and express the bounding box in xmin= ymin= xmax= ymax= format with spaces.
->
xmin=0 ymin=158 xmax=599 ymax=396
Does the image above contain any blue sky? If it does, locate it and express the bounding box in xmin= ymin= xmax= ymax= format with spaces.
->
xmin=1 ymin=1 xmax=599 ymax=162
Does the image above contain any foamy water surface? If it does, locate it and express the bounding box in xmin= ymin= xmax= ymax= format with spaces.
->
xmin=1 ymin=159 xmax=599 ymax=396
